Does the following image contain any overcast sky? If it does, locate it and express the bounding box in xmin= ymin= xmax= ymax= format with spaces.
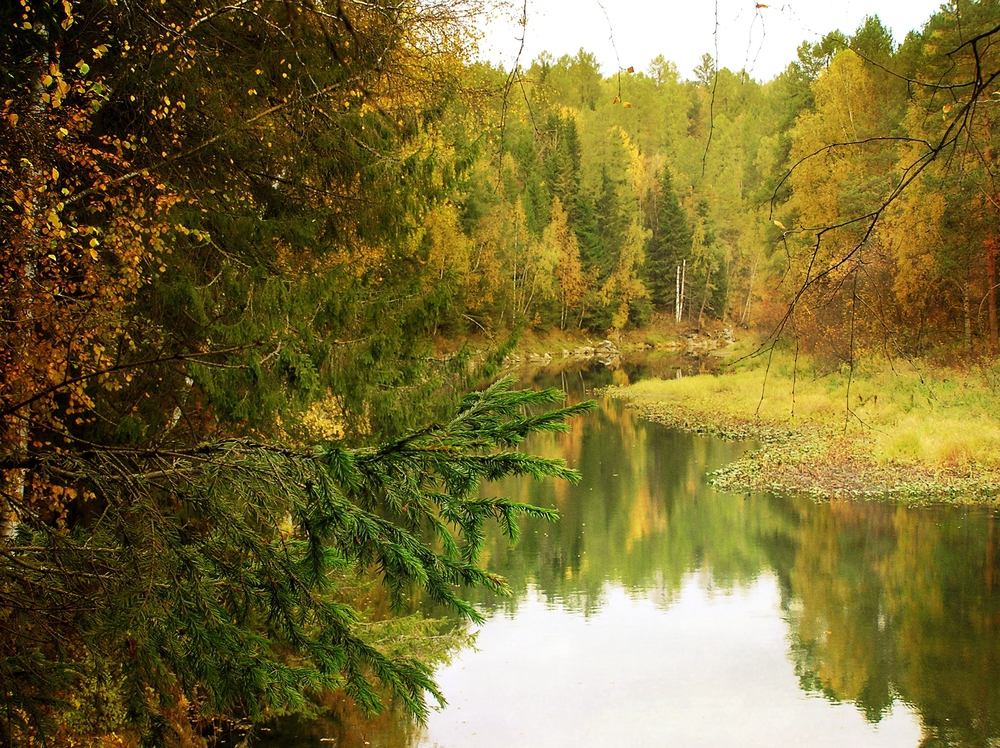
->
xmin=478 ymin=1 xmax=948 ymax=82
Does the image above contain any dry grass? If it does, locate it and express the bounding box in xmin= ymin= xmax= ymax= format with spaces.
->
xmin=617 ymin=345 xmax=1000 ymax=481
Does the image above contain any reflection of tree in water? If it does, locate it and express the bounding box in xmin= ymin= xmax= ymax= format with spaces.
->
xmin=475 ymin=382 xmax=1000 ymax=746
xmin=784 ymin=502 xmax=1000 ymax=747
xmin=470 ymin=390 xmax=772 ymax=615
xmin=783 ymin=502 xmax=901 ymax=722
xmin=252 ymin=691 xmax=425 ymax=748
xmin=260 ymin=365 xmax=1000 ymax=746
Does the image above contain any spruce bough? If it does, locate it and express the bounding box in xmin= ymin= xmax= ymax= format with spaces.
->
xmin=2 ymin=377 xmax=594 ymax=745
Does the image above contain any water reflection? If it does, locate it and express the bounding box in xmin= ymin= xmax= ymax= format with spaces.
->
xmin=261 ymin=363 xmax=1000 ymax=747
xmin=785 ymin=502 xmax=1000 ymax=747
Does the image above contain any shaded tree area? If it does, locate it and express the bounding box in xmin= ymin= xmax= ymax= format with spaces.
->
xmin=0 ymin=1 xmax=593 ymax=745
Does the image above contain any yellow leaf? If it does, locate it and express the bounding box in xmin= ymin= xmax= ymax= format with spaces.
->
xmin=6 ymin=113 xmax=16 ymax=126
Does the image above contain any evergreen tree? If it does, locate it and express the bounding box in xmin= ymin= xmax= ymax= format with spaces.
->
xmin=543 ymin=112 xmax=582 ymax=211
xmin=1 ymin=377 xmax=593 ymax=745
xmin=644 ymin=169 xmax=692 ymax=310
xmin=593 ymin=166 xmax=627 ymax=277
xmin=0 ymin=2 xmax=596 ymax=744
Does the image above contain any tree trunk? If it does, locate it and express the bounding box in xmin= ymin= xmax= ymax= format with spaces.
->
xmin=675 ymin=265 xmax=681 ymax=322
xmin=698 ymin=264 xmax=713 ymax=328
xmin=4 ymin=27 xmax=51 ymax=540
xmin=680 ymin=259 xmax=687 ymax=322
xmin=989 ymin=238 xmax=998 ymax=357
xmin=963 ymin=280 xmax=972 ymax=356
xmin=741 ymin=253 xmax=759 ymax=328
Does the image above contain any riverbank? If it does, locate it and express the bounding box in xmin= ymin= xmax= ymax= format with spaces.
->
xmin=434 ymin=317 xmax=733 ymax=362
xmin=607 ymin=348 xmax=1000 ymax=502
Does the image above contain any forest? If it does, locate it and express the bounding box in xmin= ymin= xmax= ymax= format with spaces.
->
xmin=2 ymin=0 xmax=1000 ymax=745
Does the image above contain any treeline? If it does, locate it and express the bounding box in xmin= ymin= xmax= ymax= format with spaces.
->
xmin=416 ymin=4 xmax=1000 ymax=365
xmin=416 ymin=51 xmax=730 ymax=335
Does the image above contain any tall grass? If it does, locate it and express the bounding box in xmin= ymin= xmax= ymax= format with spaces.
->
xmin=623 ymin=346 xmax=1000 ymax=470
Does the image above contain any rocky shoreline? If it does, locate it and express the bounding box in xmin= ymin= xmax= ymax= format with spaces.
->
xmin=504 ymin=327 xmax=737 ymax=368
xmin=504 ymin=338 xmax=623 ymax=368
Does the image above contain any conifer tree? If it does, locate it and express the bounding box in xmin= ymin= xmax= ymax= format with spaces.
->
xmin=1 ymin=378 xmax=593 ymax=745
xmin=644 ymin=169 xmax=693 ymax=310
xmin=0 ymin=2 xmax=598 ymax=744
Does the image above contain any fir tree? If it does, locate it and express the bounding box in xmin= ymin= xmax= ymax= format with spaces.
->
xmin=1 ymin=378 xmax=594 ymax=745
xmin=0 ymin=2 xmax=593 ymax=744
xmin=593 ymin=166 xmax=627 ymax=278
xmin=543 ymin=112 xmax=583 ymax=210
xmin=644 ymin=169 xmax=693 ymax=310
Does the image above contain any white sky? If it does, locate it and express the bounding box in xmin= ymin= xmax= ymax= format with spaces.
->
xmin=479 ymin=0 xmax=948 ymax=82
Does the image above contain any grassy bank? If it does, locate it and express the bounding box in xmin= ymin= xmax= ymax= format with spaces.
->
xmin=608 ymin=346 xmax=1000 ymax=502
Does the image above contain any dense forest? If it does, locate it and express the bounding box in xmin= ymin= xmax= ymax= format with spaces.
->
xmin=3 ymin=0 xmax=1000 ymax=745
xmin=416 ymin=8 xmax=1000 ymax=365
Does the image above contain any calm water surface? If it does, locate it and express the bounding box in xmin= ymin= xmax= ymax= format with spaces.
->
xmin=261 ymin=363 xmax=1000 ymax=747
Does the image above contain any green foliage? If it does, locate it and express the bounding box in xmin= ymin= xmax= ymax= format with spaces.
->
xmin=0 ymin=1 xmax=596 ymax=744
xmin=2 ymin=378 xmax=594 ymax=744
xmin=6 ymin=0 xmax=1000 ymax=741
xmin=644 ymin=169 xmax=692 ymax=309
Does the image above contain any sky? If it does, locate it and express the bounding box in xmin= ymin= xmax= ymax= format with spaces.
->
xmin=478 ymin=0 xmax=949 ymax=82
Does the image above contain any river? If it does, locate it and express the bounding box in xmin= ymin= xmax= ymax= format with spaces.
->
xmin=258 ymin=360 xmax=1000 ymax=747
